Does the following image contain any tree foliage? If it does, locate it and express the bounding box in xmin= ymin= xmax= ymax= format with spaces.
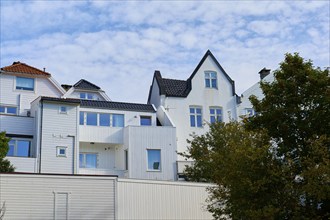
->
xmin=0 ymin=131 xmax=15 ymax=172
xmin=182 ymin=53 xmax=330 ymax=219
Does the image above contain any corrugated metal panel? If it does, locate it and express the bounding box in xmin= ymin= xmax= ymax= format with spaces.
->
xmin=0 ymin=174 xmax=116 ymax=220
xmin=0 ymin=115 xmax=34 ymax=135
xmin=117 ymin=178 xmax=213 ymax=220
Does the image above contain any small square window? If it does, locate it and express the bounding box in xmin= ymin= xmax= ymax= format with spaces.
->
xmin=140 ymin=116 xmax=152 ymax=126
xmin=57 ymin=146 xmax=67 ymax=157
xmin=59 ymin=106 xmax=67 ymax=114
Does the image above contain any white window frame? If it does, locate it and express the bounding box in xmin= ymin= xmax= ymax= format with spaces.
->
xmin=79 ymin=152 xmax=98 ymax=168
xmin=146 ymin=149 xmax=161 ymax=172
xmin=56 ymin=146 xmax=67 ymax=157
xmin=7 ymin=138 xmax=31 ymax=157
xmin=0 ymin=105 xmax=18 ymax=115
xmin=204 ymin=71 xmax=218 ymax=89
xmin=59 ymin=106 xmax=68 ymax=114
xmin=209 ymin=107 xmax=223 ymax=123
xmin=15 ymin=76 xmax=35 ymax=92
xmin=245 ymin=108 xmax=255 ymax=117
xmin=190 ymin=106 xmax=203 ymax=127
xmin=80 ymin=92 xmax=94 ymax=100
xmin=140 ymin=115 xmax=152 ymax=126
xmin=79 ymin=111 xmax=125 ymax=127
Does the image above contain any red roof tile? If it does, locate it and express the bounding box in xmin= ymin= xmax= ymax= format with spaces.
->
xmin=1 ymin=61 xmax=51 ymax=76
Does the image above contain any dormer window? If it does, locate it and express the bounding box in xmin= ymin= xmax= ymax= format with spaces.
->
xmin=205 ymin=71 xmax=217 ymax=89
xmin=16 ymin=77 xmax=34 ymax=91
xmin=80 ymin=92 xmax=94 ymax=100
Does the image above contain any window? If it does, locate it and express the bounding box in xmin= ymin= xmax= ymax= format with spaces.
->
xmin=205 ymin=71 xmax=217 ymax=88
xmin=99 ymin=113 xmax=110 ymax=126
xmin=246 ymin=108 xmax=255 ymax=117
xmin=16 ymin=77 xmax=34 ymax=91
xmin=113 ymin=114 xmax=124 ymax=127
xmin=79 ymin=112 xmax=84 ymax=125
xmin=59 ymin=106 xmax=67 ymax=114
xmin=80 ymin=92 xmax=94 ymax=100
xmin=57 ymin=146 xmax=67 ymax=157
xmin=86 ymin=112 xmax=97 ymax=126
xmin=79 ymin=153 xmax=97 ymax=168
xmin=190 ymin=107 xmax=202 ymax=127
xmin=0 ymin=105 xmax=17 ymax=115
xmin=147 ymin=149 xmax=161 ymax=171
xmin=210 ymin=107 xmax=222 ymax=123
xmin=124 ymin=150 xmax=128 ymax=170
xmin=140 ymin=116 xmax=152 ymax=126
xmin=7 ymin=139 xmax=31 ymax=157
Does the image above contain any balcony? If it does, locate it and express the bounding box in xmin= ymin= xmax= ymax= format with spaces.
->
xmin=78 ymin=168 xmax=125 ymax=177
xmin=79 ymin=126 xmax=123 ymax=143
xmin=0 ymin=115 xmax=34 ymax=135
xmin=6 ymin=156 xmax=36 ymax=173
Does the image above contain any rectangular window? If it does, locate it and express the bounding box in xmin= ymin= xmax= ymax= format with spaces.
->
xmin=59 ymin=106 xmax=67 ymax=114
xmin=99 ymin=113 xmax=110 ymax=126
xmin=86 ymin=112 xmax=97 ymax=126
xmin=79 ymin=153 xmax=97 ymax=168
xmin=7 ymin=139 xmax=31 ymax=157
xmin=80 ymin=92 xmax=94 ymax=100
xmin=140 ymin=116 xmax=152 ymax=126
xmin=113 ymin=114 xmax=124 ymax=127
xmin=0 ymin=106 xmax=17 ymax=115
xmin=210 ymin=107 xmax=223 ymax=123
xmin=56 ymin=146 xmax=67 ymax=157
xmin=246 ymin=108 xmax=255 ymax=117
xmin=205 ymin=71 xmax=217 ymax=89
xmin=16 ymin=77 xmax=34 ymax=91
xmin=147 ymin=149 xmax=161 ymax=171
xmin=79 ymin=112 xmax=84 ymax=125
xmin=190 ymin=107 xmax=202 ymax=127
xmin=125 ymin=150 xmax=128 ymax=170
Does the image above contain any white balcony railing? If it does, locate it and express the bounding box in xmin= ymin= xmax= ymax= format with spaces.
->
xmin=0 ymin=115 xmax=34 ymax=135
xmin=79 ymin=126 xmax=123 ymax=143
xmin=79 ymin=168 xmax=125 ymax=177
xmin=6 ymin=156 xmax=36 ymax=173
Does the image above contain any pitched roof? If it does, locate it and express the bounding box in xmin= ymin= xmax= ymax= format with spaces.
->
xmin=73 ymin=79 xmax=101 ymax=90
xmin=1 ymin=61 xmax=51 ymax=76
xmin=40 ymin=97 xmax=81 ymax=104
xmin=81 ymin=100 xmax=155 ymax=112
xmin=148 ymin=50 xmax=236 ymax=101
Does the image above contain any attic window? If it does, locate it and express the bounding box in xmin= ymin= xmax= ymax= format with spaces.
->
xmin=80 ymin=92 xmax=94 ymax=100
xmin=16 ymin=77 xmax=34 ymax=91
xmin=205 ymin=71 xmax=217 ymax=89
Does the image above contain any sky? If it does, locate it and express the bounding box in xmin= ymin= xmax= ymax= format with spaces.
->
xmin=1 ymin=1 xmax=329 ymax=103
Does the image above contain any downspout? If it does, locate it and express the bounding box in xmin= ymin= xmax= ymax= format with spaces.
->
xmin=67 ymin=135 xmax=75 ymax=174
xmin=38 ymin=101 xmax=43 ymax=173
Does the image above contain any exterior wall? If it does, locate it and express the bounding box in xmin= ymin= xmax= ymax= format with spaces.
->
xmin=163 ymin=56 xmax=237 ymax=161
xmin=156 ymin=106 xmax=175 ymax=126
xmin=237 ymin=73 xmax=274 ymax=119
xmin=40 ymin=102 xmax=78 ymax=174
xmin=124 ymin=126 xmax=177 ymax=180
xmin=148 ymin=78 xmax=163 ymax=109
xmin=0 ymin=174 xmax=116 ymax=220
xmin=0 ymin=74 xmax=62 ymax=115
xmin=117 ymin=178 xmax=213 ymax=220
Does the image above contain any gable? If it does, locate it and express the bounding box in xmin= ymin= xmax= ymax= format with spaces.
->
xmin=1 ymin=61 xmax=51 ymax=76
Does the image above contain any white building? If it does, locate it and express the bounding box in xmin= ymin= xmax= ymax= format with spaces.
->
xmin=1 ymin=51 xmax=269 ymax=180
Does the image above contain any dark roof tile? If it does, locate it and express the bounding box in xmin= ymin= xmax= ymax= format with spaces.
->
xmin=81 ymin=100 xmax=155 ymax=112
xmin=73 ymin=79 xmax=101 ymax=90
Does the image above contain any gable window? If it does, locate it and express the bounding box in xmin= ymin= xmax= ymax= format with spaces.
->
xmin=210 ymin=107 xmax=223 ymax=123
xmin=0 ymin=105 xmax=17 ymax=115
xmin=7 ymin=139 xmax=31 ymax=157
xmin=140 ymin=116 xmax=152 ymax=126
xmin=59 ymin=106 xmax=67 ymax=114
xmin=16 ymin=77 xmax=34 ymax=91
xmin=79 ymin=153 xmax=97 ymax=168
xmin=56 ymin=146 xmax=67 ymax=157
xmin=147 ymin=149 xmax=161 ymax=171
xmin=190 ymin=106 xmax=202 ymax=127
xmin=80 ymin=92 xmax=94 ymax=100
xmin=205 ymin=71 xmax=217 ymax=89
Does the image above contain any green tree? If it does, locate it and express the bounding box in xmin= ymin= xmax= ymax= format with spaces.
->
xmin=182 ymin=53 xmax=330 ymax=219
xmin=0 ymin=131 xmax=15 ymax=172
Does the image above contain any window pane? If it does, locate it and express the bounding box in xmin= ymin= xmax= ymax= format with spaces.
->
xmin=7 ymin=107 xmax=17 ymax=114
xmin=16 ymin=77 xmax=34 ymax=91
xmin=197 ymin=115 xmax=202 ymax=127
xmin=85 ymin=154 xmax=97 ymax=168
xmin=216 ymin=109 xmax=222 ymax=114
xmin=7 ymin=140 xmax=15 ymax=156
xmin=16 ymin=140 xmax=30 ymax=157
xmin=80 ymin=93 xmax=86 ymax=99
xmin=205 ymin=79 xmax=210 ymax=88
xmin=86 ymin=112 xmax=97 ymax=125
xmin=0 ymin=106 xmax=5 ymax=113
xmin=205 ymin=72 xmax=210 ymax=77
xmin=211 ymin=79 xmax=217 ymax=88
xmin=217 ymin=116 xmax=222 ymax=122
xmin=147 ymin=150 xmax=161 ymax=170
xmin=60 ymin=106 xmax=67 ymax=113
xmin=196 ymin=108 xmax=202 ymax=114
xmin=140 ymin=116 xmax=151 ymax=126
xmin=59 ymin=149 xmax=66 ymax=155
xmin=79 ymin=112 xmax=84 ymax=125
xmin=189 ymin=108 xmax=195 ymax=114
xmin=87 ymin=93 xmax=94 ymax=100
xmin=210 ymin=116 xmax=216 ymax=124
xmin=210 ymin=72 xmax=217 ymax=78
xmin=190 ymin=115 xmax=195 ymax=127
xmin=210 ymin=109 xmax=215 ymax=114
xmin=79 ymin=154 xmax=84 ymax=168
xmin=99 ymin=113 xmax=110 ymax=126
xmin=113 ymin=114 xmax=124 ymax=127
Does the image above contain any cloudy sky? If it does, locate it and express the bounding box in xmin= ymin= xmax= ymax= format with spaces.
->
xmin=1 ymin=1 xmax=329 ymax=103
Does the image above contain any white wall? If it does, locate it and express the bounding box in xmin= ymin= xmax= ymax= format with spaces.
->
xmin=124 ymin=126 xmax=177 ymax=181
xmin=0 ymin=174 xmax=116 ymax=220
xmin=0 ymin=115 xmax=34 ymax=135
xmin=117 ymin=178 xmax=213 ymax=220
xmin=40 ymin=102 xmax=78 ymax=174
xmin=162 ymin=56 xmax=237 ymax=161
xmin=0 ymin=74 xmax=62 ymax=115
xmin=6 ymin=157 xmax=36 ymax=172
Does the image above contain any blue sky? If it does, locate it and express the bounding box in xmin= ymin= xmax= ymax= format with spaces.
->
xmin=1 ymin=1 xmax=329 ymax=103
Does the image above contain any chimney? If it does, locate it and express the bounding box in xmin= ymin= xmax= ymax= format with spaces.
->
xmin=43 ymin=68 xmax=46 ymax=72
xmin=12 ymin=61 xmax=21 ymax=65
xmin=258 ymin=67 xmax=271 ymax=80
